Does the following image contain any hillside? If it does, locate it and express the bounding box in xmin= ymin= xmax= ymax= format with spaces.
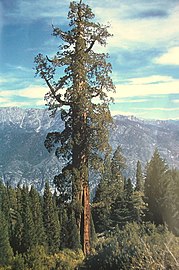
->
xmin=0 ymin=107 xmax=178 ymax=191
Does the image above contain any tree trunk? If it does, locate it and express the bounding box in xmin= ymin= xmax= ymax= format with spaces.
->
xmin=82 ymin=184 xmax=90 ymax=255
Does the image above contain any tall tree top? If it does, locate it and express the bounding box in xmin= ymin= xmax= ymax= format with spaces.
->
xmin=35 ymin=0 xmax=115 ymax=113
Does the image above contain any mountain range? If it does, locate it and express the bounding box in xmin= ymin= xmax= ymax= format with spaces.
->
xmin=0 ymin=107 xmax=178 ymax=192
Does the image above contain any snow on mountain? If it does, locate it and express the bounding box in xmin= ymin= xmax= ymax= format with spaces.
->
xmin=111 ymin=114 xmax=179 ymax=178
xmin=0 ymin=107 xmax=63 ymax=132
xmin=0 ymin=107 xmax=178 ymax=192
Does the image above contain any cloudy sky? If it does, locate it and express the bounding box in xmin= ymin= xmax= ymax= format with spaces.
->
xmin=0 ymin=0 xmax=179 ymax=120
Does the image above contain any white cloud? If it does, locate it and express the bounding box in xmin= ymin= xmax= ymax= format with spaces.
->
xmin=36 ymin=100 xmax=46 ymax=106
xmin=0 ymin=78 xmax=8 ymax=84
xmin=2 ymin=75 xmax=178 ymax=107
xmin=110 ymin=109 xmax=136 ymax=117
xmin=173 ymin=99 xmax=179 ymax=104
xmin=6 ymin=64 xmax=33 ymax=72
xmin=134 ymin=107 xmax=179 ymax=111
xmin=130 ymin=75 xmax=172 ymax=85
xmin=116 ymin=98 xmax=148 ymax=103
xmin=6 ymin=1 xmax=179 ymax=50
xmin=92 ymin=4 xmax=179 ymax=51
xmin=0 ymin=85 xmax=47 ymax=107
xmin=20 ymin=85 xmax=47 ymax=99
xmin=0 ymin=86 xmax=46 ymax=100
xmin=155 ymin=47 xmax=179 ymax=65
xmin=0 ymin=97 xmax=10 ymax=103
xmin=111 ymin=75 xmax=179 ymax=99
xmin=0 ymin=101 xmax=31 ymax=107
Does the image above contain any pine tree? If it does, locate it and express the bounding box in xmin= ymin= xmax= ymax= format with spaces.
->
xmin=20 ymin=185 xmax=35 ymax=253
xmin=67 ymin=208 xmax=81 ymax=250
xmin=0 ymin=180 xmax=4 ymax=207
xmin=111 ymin=146 xmax=126 ymax=191
xmin=170 ymin=169 xmax=179 ymax=235
xmin=34 ymin=0 xmax=115 ymax=254
xmin=59 ymin=206 xmax=69 ymax=249
xmin=158 ymin=169 xmax=179 ymax=236
xmin=0 ymin=183 xmax=11 ymax=231
xmin=92 ymin=155 xmax=113 ymax=233
xmin=43 ymin=182 xmax=60 ymax=253
xmin=135 ymin=161 xmax=144 ymax=192
xmin=144 ymin=149 xmax=168 ymax=225
xmin=29 ymin=185 xmax=46 ymax=247
xmin=93 ymin=148 xmax=126 ymax=233
xmin=111 ymin=178 xmax=135 ymax=228
xmin=0 ymin=209 xmax=13 ymax=267
xmin=11 ymin=185 xmax=23 ymax=253
xmin=12 ymin=211 xmax=23 ymax=254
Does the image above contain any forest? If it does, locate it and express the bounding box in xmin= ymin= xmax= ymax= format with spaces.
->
xmin=0 ymin=148 xmax=179 ymax=269
xmin=0 ymin=1 xmax=179 ymax=269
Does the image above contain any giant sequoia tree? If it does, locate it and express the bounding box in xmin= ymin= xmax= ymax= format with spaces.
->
xmin=35 ymin=1 xmax=115 ymax=254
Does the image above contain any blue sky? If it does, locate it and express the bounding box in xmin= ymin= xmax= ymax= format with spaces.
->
xmin=0 ymin=0 xmax=179 ymax=120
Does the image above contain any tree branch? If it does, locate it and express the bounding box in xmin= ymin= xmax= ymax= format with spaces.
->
xmin=46 ymin=55 xmax=54 ymax=63
xmin=85 ymin=40 xmax=95 ymax=53
xmin=91 ymin=85 xmax=103 ymax=98
xmin=43 ymin=75 xmax=70 ymax=106
xmin=55 ymin=75 xmax=71 ymax=91
xmin=91 ymin=92 xmax=100 ymax=98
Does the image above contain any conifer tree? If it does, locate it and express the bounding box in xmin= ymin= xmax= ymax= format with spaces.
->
xmin=144 ymin=149 xmax=168 ymax=225
xmin=43 ymin=182 xmax=60 ymax=253
xmin=67 ymin=208 xmax=81 ymax=250
xmin=111 ymin=146 xmax=126 ymax=191
xmin=0 ymin=180 xmax=4 ymax=206
xmin=0 ymin=183 xmax=11 ymax=230
xmin=111 ymin=178 xmax=135 ymax=228
xmin=20 ymin=185 xmax=35 ymax=253
xmin=29 ymin=186 xmax=46 ymax=247
xmin=59 ymin=206 xmax=69 ymax=249
xmin=12 ymin=211 xmax=23 ymax=254
xmin=93 ymin=147 xmax=126 ymax=232
xmin=135 ymin=161 xmax=144 ymax=192
xmin=35 ymin=0 xmax=115 ymax=254
xmin=0 ymin=209 xmax=13 ymax=266
xmin=170 ymin=169 xmax=179 ymax=235
xmin=11 ymin=185 xmax=23 ymax=253
xmin=92 ymin=155 xmax=112 ymax=232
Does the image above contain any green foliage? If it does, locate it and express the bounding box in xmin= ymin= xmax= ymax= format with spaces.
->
xmin=29 ymin=186 xmax=46 ymax=246
xmin=0 ymin=140 xmax=178 ymax=269
xmin=111 ymin=146 xmax=126 ymax=188
xmin=144 ymin=149 xmax=179 ymax=235
xmin=11 ymin=254 xmax=26 ymax=270
xmin=20 ymin=186 xmax=36 ymax=253
xmin=92 ymin=148 xmax=126 ymax=233
xmin=49 ymin=249 xmax=84 ymax=270
xmin=144 ymin=149 xmax=168 ymax=224
xmin=67 ymin=208 xmax=81 ymax=250
xmin=169 ymin=169 xmax=179 ymax=235
xmin=110 ymin=178 xmax=141 ymax=228
xmin=92 ymin=177 xmax=112 ymax=233
xmin=135 ymin=160 xmax=144 ymax=192
xmin=43 ymin=182 xmax=60 ymax=254
xmin=0 ymin=210 xmax=13 ymax=267
xmin=25 ymin=245 xmax=49 ymax=270
xmin=59 ymin=207 xmax=69 ymax=249
xmin=90 ymin=214 xmax=97 ymax=248
xmin=82 ymin=222 xmax=179 ymax=270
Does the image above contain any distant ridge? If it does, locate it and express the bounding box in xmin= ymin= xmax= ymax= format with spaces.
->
xmin=0 ymin=107 xmax=178 ymax=191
